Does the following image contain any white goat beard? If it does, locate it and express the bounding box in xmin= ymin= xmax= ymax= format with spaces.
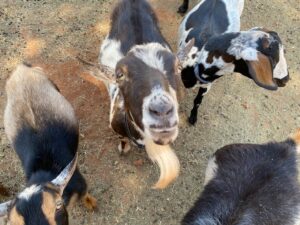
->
xmin=144 ymin=137 xmax=180 ymax=189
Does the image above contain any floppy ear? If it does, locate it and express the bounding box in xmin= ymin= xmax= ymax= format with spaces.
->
xmin=245 ymin=52 xmax=278 ymax=90
xmin=76 ymin=56 xmax=116 ymax=85
xmin=177 ymin=38 xmax=195 ymax=68
xmin=51 ymin=153 xmax=78 ymax=195
xmin=0 ymin=200 xmax=12 ymax=217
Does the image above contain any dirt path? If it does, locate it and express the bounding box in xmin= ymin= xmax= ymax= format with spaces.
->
xmin=0 ymin=0 xmax=299 ymax=224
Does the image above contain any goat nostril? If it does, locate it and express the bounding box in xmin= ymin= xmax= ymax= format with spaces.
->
xmin=166 ymin=108 xmax=173 ymax=116
xmin=149 ymin=104 xmax=174 ymax=117
xmin=149 ymin=108 xmax=160 ymax=116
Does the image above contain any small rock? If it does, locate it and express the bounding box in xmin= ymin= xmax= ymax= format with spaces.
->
xmin=241 ymin=102 xmax=249 ymax=109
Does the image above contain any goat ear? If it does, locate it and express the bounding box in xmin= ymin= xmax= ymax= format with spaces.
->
xmin=0 ymin=200 xmax=12 ymax=217
xmin=76 ymin=56 xmax=116 ymax=85
xmin=51 ymin=153 xmax=78 ymax=195
xmin=245 ymin=52 xmax=277 ymax=90
xmin=177 ymin=38 xmax=195 ymax=65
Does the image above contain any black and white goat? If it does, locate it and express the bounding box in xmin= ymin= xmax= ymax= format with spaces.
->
xmin=178 ymin=0 xmax=289 ymax=124
xmin=0 ymin=64 xmax=96 ymax=225
xmin=182 ymin=130 xmax=300 ymax=225
xmin=84 ymin=0 xmax=193 ymax=189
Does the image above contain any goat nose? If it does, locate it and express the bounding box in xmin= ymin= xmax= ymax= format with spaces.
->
xmin=149 ymin=102 xmax=174 ymax=117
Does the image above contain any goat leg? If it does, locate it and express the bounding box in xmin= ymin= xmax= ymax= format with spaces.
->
xmin=188 ymin=87 xmax=208 ymax=125
xmin=118 ymin=138 xmax=131 ymax=155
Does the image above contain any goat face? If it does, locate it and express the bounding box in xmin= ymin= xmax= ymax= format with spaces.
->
xmin=115 ymin=44 xmax=180 ymax=145
xmin=228 ymin=27 xmax=289 ymax=89
xmin=0 ymin=155 xmax=77 ymax=225
xmin=184 ymin=28 xmax=289 ymax=90
xmin=88 ymin=39 xmax=194 ymax=145
xmin=250 ymin=28 xmax=289 ymax=87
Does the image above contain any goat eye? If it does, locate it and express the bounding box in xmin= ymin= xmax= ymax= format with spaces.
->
xmin=56 ymin=200 xmax=63 ymax=210
xmin=116 ymin=71 xmax=124 ymax=80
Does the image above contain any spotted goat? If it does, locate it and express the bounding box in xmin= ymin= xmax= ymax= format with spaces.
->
xmin=182 ymin=130 xmax=300 ymax=225
xmin=0 ymin=64 xmax=96 ymax=225
xmin=84 ymin=0 xmax=193 ymax=189
xmin=178 ymin=0 xmax=289 ymax=124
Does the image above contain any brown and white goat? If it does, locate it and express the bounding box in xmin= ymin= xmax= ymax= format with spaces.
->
xmin=85 ymin=0 xmax=193 ymax=189
xmin=0 ymin=64 xmax=96 ymax=225
xmin=178 ymin=0 xmax=289 ymax=125
xmin=182 ymin=130 xmax=300 ymax=225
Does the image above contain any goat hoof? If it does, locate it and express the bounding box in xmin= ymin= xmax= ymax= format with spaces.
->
xmin=118 ymin=140 xmax=131 ymax=155
xmin=177 ymin=5 xmax=188 ymax=14
xmin=188 ymin=116 xmax=197 ymax=125
xmin=82 ymin=193 xmax=97 ymax=210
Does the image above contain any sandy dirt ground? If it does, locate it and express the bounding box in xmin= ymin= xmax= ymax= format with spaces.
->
xmin=0 ymin=0 xmax=299 ymax=224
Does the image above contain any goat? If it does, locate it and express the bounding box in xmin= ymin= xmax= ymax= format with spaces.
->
xmin=0 ymin=64 xmax=96 ymax=225
xmin=182 ymin=130 xmax=300 ymax=225
xmin=83 ymin=0 xmax=194 ymax=189
xmin=178 ymin=0 xmax=289 ymax=125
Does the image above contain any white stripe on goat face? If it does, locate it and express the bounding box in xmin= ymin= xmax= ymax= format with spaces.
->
xmin=18 ymin=185 xmax=41 ymax=201
xmin=130 ymin=43 xmax=171 ymax=74
xmin=273 ymin=45 xmax=288 ymax=80
xmin=226 ymin=31 xmax=268 ymax=61
xmin=142 ymin=86 xmax=179 ymax=145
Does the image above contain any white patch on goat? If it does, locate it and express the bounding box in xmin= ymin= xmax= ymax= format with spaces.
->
xmin=136 ymin=139 xmax=144 ymax=146
xmin=18 ymin=185 xmax=41 ymax=201
xmin=203 ymin=156 xmax=218 ymax=186
xmin=99 ymin=37 xmax=125 ymax=128
xmin=212 ymin=56 xmax=235 ymax=75
xmin=177 ymin=0 xmax=210 ymax=68
xmin=273 ymin=45 xmax=288 ymax=79
xmin=142 ymin=86 xmax=178 ymax=138
xmin=99 ymin=37 xmax=124 ymax=69
xmin=183 ymin=46 xmax=199 ymax=68
xmin=196 ymin=49 xmax=209 ymax=66
xmin=216 ymin=63 xmax=235 ymax=75
xmin=203 ymin=83 xmax=212 ymax=95
xmin=196 ymin=49 xmax=235 ymax=76
xmin=223 ymin=0 xmax=244 ymax=33
xmin=238 ymin=211 xmax=254 ymax=225
xmin=177 ymin=26 xmax=199 ymax=68
xmin=130 ymin=43 xmax=170 ymax=74
xmin=227 ymin=30 xmax=269 ymax=61
xmin=238 ymin=0 xmax=245 ymax=16
xmin=292 ymin=206 xmax=300 ymax=225
xmin=178 ymin=0 xmax=205 ymax=47
xmin=195 ymin=217 xmax=219 ymax=225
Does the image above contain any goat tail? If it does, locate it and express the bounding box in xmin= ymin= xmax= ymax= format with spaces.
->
xmin=292 ymin=128 xmax=300 ymax=153
xmin=144 ymin=138 xmax=180 ymax=189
